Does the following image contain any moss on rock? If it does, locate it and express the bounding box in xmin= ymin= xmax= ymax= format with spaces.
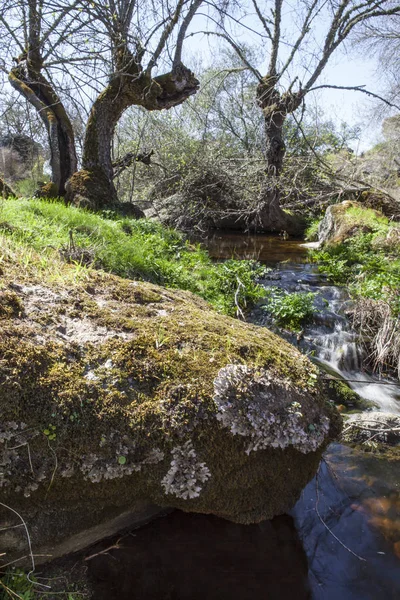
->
xmin=0 ymin=260 xmax=341 ymax=564
xmin=36 ymin=181 xmax=60 ymax=198
xmin=318 ymin=201 xmax=386 ymax=246
xmin=324 ymin=378 xmax=377 ymax=412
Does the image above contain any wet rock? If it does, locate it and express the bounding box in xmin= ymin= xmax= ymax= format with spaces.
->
xmin=0 ymin=267 xmax=340 ymax=566
xmin=342 ymin=412 xmax=400 ymax=447
xmin=323 ymin=379 xmax=378 ymax=412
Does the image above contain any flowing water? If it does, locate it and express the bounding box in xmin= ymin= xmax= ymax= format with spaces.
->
xmin=83 ymin=233 xmax=400 ymax=599
xmin=206 ymin=231 xmax=400 ymax=414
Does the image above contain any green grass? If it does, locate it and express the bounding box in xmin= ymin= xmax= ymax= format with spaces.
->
xmin=0 ymin=197 xmax=265 ymax=316
xmin=304 ymin=218 xmax=320 ymax=242
xmin=312 ymin=207 xmax=400 ymax=315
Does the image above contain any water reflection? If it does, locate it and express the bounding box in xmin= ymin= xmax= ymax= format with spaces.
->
xmin=292 ymin=444 xmax=400 ymax=600
xmin=86 ymin=511 xmax=310 ymax=600
xmin=196 ymin=232 xmax=309 ymax=266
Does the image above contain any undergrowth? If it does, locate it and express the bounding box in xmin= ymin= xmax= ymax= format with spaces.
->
xmin=264 ymin=290 xmax=317 ymax=331
xmin=313 ymin=230 xmax=400 ymax=315
xmin=0 ymin=198 xmax=265 ymax=316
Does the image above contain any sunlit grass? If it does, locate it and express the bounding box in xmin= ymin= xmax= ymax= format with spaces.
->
xmin=0 ymin=197 xmax=265 ymax=315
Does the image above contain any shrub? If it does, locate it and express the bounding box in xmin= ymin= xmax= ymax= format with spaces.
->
xmin=264 ymin=291 xmax=316 ymax=331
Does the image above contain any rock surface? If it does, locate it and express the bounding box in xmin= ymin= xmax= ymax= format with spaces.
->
xmin=318 ymin=201 xmax=383 ymax=245
xmin=0 ymin=264 xmax=341 ymax=566
xmin=342 ymin=412 xmax=400 ymax=447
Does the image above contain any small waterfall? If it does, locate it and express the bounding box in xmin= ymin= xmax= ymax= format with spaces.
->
xmin=258 ymin=263 xmax=400 ymax=414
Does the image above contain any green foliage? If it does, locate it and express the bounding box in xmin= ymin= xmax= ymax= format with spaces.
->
xmin=264 ymin=290 xmax=316 ymax=331
xmin=12 ymin=178 xmax=40 ymax=197
xmin=0 ymin=198 xmax=264 ymax=316
xmin=0 ymin=570 xmax=36 ymax=599
xmin=313 ymin=208 xmax=400 ymax=315
xmin=304 ymin=218 xmax=321 ymax=241
xmin=0 ymin=569 xmax=80 ymax=599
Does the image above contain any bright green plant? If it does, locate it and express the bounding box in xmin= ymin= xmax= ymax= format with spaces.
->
xmin=264 ymin=290 xmax=317 ymax=331
xmin=304 ymin=218 xmax=321 ymax=242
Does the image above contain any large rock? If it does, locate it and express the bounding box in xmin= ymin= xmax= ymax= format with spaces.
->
xmin=0 ymin=268 xmax=340 ymax=566
xmin=318 ymin=201 xmax=383 ymax=245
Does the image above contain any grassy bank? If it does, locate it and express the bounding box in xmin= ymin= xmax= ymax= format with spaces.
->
xmin=312 ymin=205 xmax=400 ymax=376
xmin=313 ymin=206 xmax=400 ymax=314
xmin=0 ymin=198 xmax=265 ymax=316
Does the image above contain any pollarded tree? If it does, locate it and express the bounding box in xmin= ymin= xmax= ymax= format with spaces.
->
xmin=0 ymin=0 xmax=82 ymax=195
xmin=0 ymin=0 xmax=205 ymax=207
xmin=66 ymin=0 xmax=204 ymax=208
xmin=209 ymin=0 xmax=400 ymax=232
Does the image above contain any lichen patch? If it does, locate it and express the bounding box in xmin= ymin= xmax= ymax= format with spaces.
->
xmin=214 ymin=364 xmax=330 ymax=454
xmin=161 ymin=441 xmax=211 ymax=500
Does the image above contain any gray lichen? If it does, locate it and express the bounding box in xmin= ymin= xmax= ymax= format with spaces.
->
xmin=214 ymin=364 xmax=330 ymax=455
xmin=161 ymin=441 xmax=211 ymax=499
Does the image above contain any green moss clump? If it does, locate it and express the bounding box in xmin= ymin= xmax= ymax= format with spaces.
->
xmin=37 ymin=182 xmax=60 ymax=198
xmin=65 ymin=168 xmax=114 ymax=209
xmin=324 ymin=379 xmax=377 ymax=412
xmin=0 ymin=290 xmax=24 ymax=319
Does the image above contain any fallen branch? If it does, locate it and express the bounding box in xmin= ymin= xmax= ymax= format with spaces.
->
xmin=84 ymin=537 xmax=123 ymax=561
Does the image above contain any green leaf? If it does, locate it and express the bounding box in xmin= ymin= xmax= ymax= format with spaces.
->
xmin=118 ymin=456 xmax=127 ymax=465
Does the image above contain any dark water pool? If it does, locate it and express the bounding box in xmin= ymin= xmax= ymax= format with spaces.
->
xmin=86 ymin=511 xmax=310 ymax=600
xmin=196 ymin=231 xmax=309 ymax=265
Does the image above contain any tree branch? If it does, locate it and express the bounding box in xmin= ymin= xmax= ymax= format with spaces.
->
xmin=308 ymin=84 xmax=400 ymax=110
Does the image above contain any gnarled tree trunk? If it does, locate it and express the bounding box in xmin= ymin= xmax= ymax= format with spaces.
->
xmin=255 ymin=77 xmax=305 ymax=234
xmin=66 ymin=55 xmax=199 ymax=210
xmin=9 ymin=57 xmax=77 ymax=196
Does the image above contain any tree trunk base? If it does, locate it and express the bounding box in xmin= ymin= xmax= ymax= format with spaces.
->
xmin=248 ymin=187 xmax=306 ymax=236
xmin=65 ymin=169 xmax=144 ymax=218
xmin=0 ymin=177 xmax=16 ymax=198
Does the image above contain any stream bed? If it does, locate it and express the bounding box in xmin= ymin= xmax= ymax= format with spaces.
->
xmin=80 ymin=233 xmax=400 ymax=599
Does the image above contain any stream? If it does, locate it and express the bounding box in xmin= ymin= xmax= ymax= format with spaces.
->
xmin=84 ymin=233 xmax=399 ymax=600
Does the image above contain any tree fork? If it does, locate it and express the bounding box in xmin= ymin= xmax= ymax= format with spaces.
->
xmin=67 ymin=60 xmax=199 ymax=210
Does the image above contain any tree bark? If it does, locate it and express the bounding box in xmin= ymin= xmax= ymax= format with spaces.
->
xmin=253 ymin=77 xmax=305 ymax=234
xmin=9 ymin=57 xmax=77 ymax=196
xmin=67 ymin=58 xmax=199 ymax=209
xmin=256 ymin=77 xmax=302 ymax=176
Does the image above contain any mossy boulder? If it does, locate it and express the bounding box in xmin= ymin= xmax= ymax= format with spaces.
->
xmin=318 ymin=201 xmax=384 ymax=246
xmin=0 ymin=266 xmax=341 ymax=566
xmin=35 ymin=181 xmax=60 ymax=198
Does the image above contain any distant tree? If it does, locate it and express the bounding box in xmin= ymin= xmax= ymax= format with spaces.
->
xmin=0 ymin=0 xmax=205 ymax=207
xmin=208 ymin=0 xmax=400 ymax=231
xmin=355 ymin=14 xmax=400 ymax=117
